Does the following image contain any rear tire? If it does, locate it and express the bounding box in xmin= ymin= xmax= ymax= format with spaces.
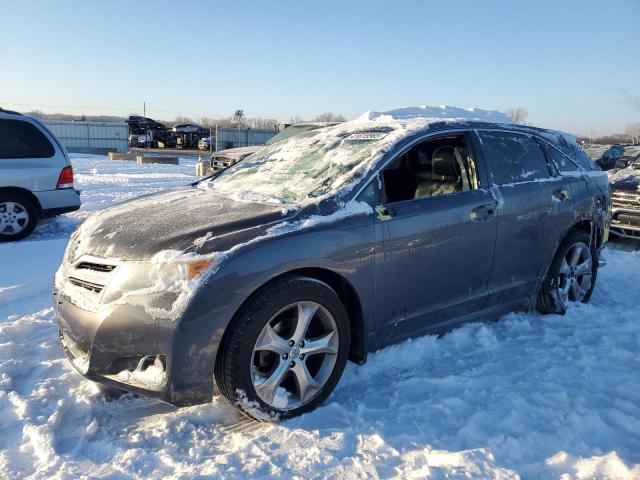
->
xmin=0 ymin=193 xmax=38 ymax=242
xmin=215 ymin=275 xmax=350 ymax=420
xmin=537 ymin=229 xmax=597 ymax=314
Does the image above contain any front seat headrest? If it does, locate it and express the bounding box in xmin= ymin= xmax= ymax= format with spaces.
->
xmin=432 ymin=146 xmax=458 ymax=180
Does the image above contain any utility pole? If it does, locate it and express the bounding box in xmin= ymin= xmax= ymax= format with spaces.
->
xmin=143 ymin=101 xmax=148 ymax=147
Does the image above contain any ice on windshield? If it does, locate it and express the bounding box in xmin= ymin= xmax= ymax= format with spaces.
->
xmin=203 ymin=127 xmax=394 ymax=203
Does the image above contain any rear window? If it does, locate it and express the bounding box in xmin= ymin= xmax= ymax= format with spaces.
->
xmin=0 ymin=119 xmax=55 ymax=159
xmin=477 ymin=130 xmax=552 ymax=185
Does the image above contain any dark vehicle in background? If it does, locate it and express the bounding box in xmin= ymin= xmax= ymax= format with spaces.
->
xmin=209 ymin=122 xmax=340 ymax=173
xmin=173 ymin=123 xmax=206 ymax=149
xmin=596 ymin=144 xmax=626 ymax=170
xmin=126 ymin=116 xmax=175 ymax=148
xmin=609 ymin=153 xmax=640 ymax=238
xmin=54 ymin=114 xmax=608 ymax=420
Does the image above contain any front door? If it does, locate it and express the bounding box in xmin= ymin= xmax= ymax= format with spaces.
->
xmin=373 ymin=132 xmax=498 ymax=342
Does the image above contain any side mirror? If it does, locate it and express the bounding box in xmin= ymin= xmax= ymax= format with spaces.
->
xmin=614 ymin=158 xmax=629 ymax=172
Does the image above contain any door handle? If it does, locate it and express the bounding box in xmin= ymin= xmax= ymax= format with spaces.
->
xmin=470 ymin=204 xmax=496 ymax=222
xmin=552 ymin=189 xmax=570 ymax=202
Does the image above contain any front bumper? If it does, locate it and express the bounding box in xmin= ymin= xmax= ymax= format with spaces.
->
xmin=610 ymin=206 xmax=640 ymax=239
xmin=53 ymin=273 xmax=248 ymax=406
xmin=54 ymin=287 xmax=214 ymax=406
xmin=54 ymin=287 xmax=172 ymax=401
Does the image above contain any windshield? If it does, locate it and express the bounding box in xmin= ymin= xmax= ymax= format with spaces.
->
xmin=204 ymin=128 xmax=392 ymax=203
xmin=265 ymin=125 xmax=323 ymax=146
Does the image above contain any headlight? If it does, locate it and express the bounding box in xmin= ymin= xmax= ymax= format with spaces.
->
xmin=100 ymin=256 xmax=213 ymax=319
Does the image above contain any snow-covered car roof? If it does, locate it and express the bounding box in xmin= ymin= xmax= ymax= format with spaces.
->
xmin=356 ymin=105 xmax=510 ymax=123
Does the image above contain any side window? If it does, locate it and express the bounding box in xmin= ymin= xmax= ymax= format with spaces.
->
xmin=0 ymin=119 xmax=55 ymax=159
xmin=542 ymin=142 xmax=576 ymax=172
xmin=355 ymin=176 xmax=382 ymax=206
xmin=477 ymin=131 xmax=551 ymax=185
xmin=569 ymin=144 xmax=598 ymax=171
xmin=380 ymin=133 xmax=479 ymax=204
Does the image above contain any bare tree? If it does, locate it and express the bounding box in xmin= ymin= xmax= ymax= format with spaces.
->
xmin=313 ymin=112 xmax=347 ymax=122
xmin=289 ymin=116 xmax=305 ymax=124
xmin=626 ymin=123 xmax=640 ymax=144
xmin=245 ymin=117 xmax=278 ymax=130
xmin=172 ymin=116 xmax=196 ymax=126
xmin=506 ymin=107 xmax=528 ymax=124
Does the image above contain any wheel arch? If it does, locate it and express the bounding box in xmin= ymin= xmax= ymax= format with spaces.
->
xmin=214 ymin=267 xmax=367 ymax=371
xmin=0 ymin=187 xmax=43 ymax=217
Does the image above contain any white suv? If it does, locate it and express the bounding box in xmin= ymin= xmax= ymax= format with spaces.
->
xmin=0 ymin=109 xmax=81 ymax=241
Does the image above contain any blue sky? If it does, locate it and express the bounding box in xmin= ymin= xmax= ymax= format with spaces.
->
xmin=1 ymin=0 xmax=639 ymax=135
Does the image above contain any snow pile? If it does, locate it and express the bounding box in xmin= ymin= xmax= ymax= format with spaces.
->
xmin=356 ymin=105 xmax=511 ymax=123
xmin=267 ymin=200 xmax=374 ymax=237
xmin=116 ymin=357 xmax=167 ymax=389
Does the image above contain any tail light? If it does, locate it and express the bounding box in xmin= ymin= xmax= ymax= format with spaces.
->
xmin=56 ymin=166 xmax=74 ymax=189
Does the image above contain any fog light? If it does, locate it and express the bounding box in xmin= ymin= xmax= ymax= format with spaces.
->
xmin=113 ymin=354 xmax=167 ymax=389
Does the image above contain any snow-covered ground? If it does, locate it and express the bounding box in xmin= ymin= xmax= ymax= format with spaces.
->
xmin=0 ymin=154 xmax=639 ymax=479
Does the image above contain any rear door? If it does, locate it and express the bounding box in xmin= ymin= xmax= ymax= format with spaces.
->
xmin=474 ymin=129 xmax=575 ymax=308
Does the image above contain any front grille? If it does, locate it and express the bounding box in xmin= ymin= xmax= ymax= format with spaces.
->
xmin=62 ymin=256 xmax=118 ymax=301
xmin=614 ymin=213 xmax=640 ymax=228
xmin=611 ymin=191 xmax=640 ymax=209
xmin=68 ymin=277 xmax=104 ymax=293
xmin=75 ymin=261 xmax=116 ymax=273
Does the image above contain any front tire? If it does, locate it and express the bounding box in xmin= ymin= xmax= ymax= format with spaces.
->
xmin=537 ymin=229 xmax=597 ymax=314
xmin=0 ymin=193 xmax=38 ymax=242
xmin=215 ymin=275 xmax=350 ymax=420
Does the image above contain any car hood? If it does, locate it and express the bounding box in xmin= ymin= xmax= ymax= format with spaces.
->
xmin=609 ymin=167 xmax=640 ymax=193
xmin=73 ymin=185 xmax=296 ymax=260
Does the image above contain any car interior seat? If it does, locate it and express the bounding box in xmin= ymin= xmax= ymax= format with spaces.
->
xmin=414 ymin=146 xmax=462 ymax=198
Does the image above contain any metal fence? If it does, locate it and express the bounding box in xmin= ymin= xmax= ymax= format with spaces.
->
xmin=44 ymin=120 xmax=129 ymax=153
xmin=211 ymin=127 xmax=277 ymax=150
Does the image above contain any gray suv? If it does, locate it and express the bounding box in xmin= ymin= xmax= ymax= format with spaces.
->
xmin=54 ymin=115 xmax=609 ymax=420
xmin=0 ymin=109 xmax=80 ymax=241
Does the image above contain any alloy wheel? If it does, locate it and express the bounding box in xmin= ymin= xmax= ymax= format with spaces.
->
xmin=251 ymin=301 xmax=339 ymax=410
xmin=556 ymin=241 xmax=593 ymax=306
xmin=0 ymin=202 xmax=30 ymax=235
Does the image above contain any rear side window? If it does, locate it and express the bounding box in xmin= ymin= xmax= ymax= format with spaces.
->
xmin=569 ymin=144 xmax=598 ymax=171
xmin=477 ymin=130 xmax=551 ymax=185
xmin=542 ymin=142 xmax=576 ymax=172
xmin=0 ymin=119 xmax=55 ymax=159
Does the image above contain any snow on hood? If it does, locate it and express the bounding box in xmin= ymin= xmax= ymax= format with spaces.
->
xmin=609 ymin=166 xmax=640 ymax=192
xmin=356 ymin=105 xmax=511 ymax=123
